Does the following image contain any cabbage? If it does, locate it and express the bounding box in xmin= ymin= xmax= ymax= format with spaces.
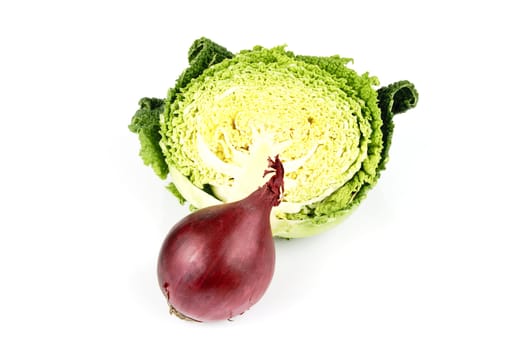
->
xmin=129 ymin=38 xmax=418 ymax=238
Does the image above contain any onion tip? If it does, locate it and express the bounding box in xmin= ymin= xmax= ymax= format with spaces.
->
xmin=263 ymin=155 xmax=284 ymax=206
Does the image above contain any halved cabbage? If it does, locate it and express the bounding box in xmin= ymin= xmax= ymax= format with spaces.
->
xmin=130 ymin=38 xmax=418 ymax=238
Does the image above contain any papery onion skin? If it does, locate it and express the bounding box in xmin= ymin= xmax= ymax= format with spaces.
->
xmin=157 ymin=156 xmax=283 ymax=322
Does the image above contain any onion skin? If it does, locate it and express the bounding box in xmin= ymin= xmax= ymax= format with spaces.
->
xmin=157 ymin=156 xmax=283 ymax=322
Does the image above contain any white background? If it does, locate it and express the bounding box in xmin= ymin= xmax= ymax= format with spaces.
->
xmin=1 ymin=0 xmax=524 ymax=349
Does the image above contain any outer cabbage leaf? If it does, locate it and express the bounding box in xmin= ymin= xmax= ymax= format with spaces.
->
xmin=128 ymin=97 xmax=168 ymax=179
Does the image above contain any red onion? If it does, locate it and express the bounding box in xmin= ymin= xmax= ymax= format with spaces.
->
xmin=157 ymin=156 xmax=284 ymax=322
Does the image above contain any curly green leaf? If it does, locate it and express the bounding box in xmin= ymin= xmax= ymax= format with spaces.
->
xmin=377 ymin=80 xmax=419 ymax=170
xmin=172 ymin=37 xmax=234 ymax=95
xmin=129 ymin=97 xmax=168 ymax=179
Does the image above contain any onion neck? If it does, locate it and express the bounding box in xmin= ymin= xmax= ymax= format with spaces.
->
xmin=263 ymin=155 xmax=284 ymax=207
xmin=241 ymin=155 xmax=284 ymax=214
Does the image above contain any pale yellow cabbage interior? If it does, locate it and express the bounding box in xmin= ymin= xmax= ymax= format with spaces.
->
xmin=169 ymin=62 xmax=370 ymax=215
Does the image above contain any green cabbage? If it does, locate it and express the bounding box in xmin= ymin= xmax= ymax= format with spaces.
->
xmin=129 ymin=38 xmax=418 ymax=238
